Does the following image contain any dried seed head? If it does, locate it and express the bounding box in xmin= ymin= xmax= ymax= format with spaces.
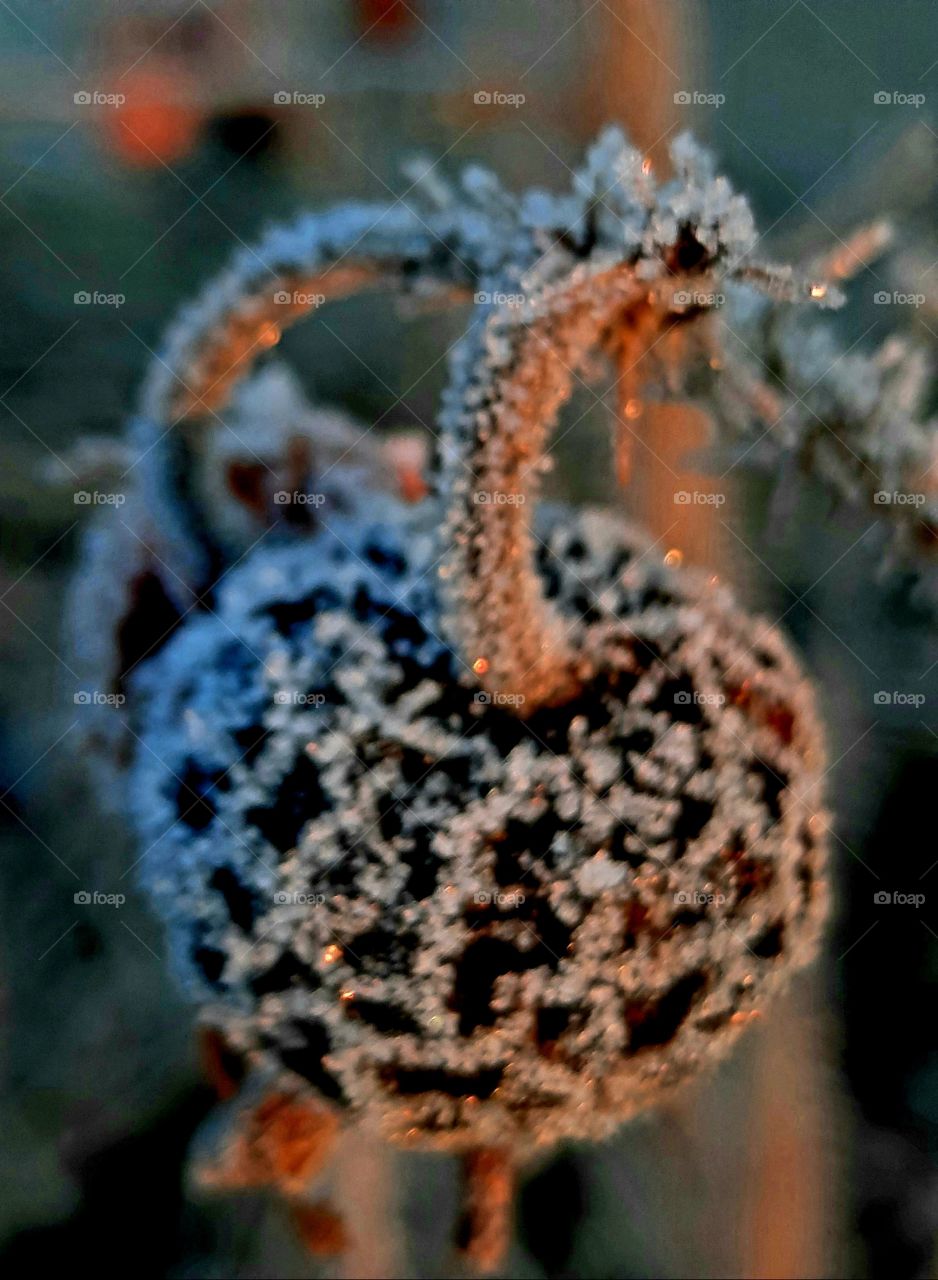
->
xmin=64 ymin=130 xmax=840 ymax=1168
xmin=128 ymin=503 xmax=827 ymax=1154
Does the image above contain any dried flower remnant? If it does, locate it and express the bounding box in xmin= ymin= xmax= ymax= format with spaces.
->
xmin=128 ymin=501 xmax=828 ymax=1171
xmin=61 ymin=131 xmax=862 ymax=1269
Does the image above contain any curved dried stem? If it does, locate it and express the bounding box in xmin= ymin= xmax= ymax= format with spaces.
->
xmin=443 ymin=267 xmax=718 ymax=712
xmin=169 ymin=264 xmax=391 ymax=420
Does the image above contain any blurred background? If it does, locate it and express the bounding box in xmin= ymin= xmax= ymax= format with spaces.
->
xmin=0 ymin=1 xmax=937 ymax=1275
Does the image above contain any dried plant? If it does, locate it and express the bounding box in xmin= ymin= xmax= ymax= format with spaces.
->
xmin=62 ymin=129 xmax=937 ymax=1269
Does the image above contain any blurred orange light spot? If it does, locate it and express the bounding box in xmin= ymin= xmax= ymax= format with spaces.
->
xmin=102 ymin=71 xmax=203 ymax=167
